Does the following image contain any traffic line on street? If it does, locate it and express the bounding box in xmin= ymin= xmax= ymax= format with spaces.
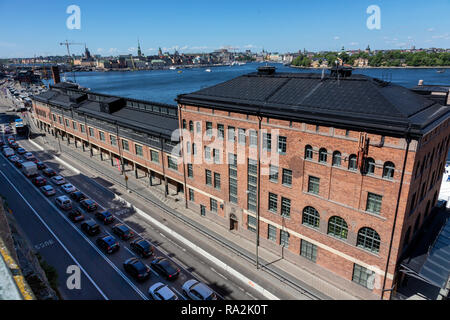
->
xmin=172 ymin=287 xmax=187 ymax=300
xmin=0 ymin=155 xmax=149 ymax=300
xmin=0 ymin=166 xmax=109 ymax=300
xmin=146 ymin=265 xmax=160 ymax=277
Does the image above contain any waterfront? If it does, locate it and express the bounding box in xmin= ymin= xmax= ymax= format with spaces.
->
xmin=55 ymin=63 xmax=450 ymax=105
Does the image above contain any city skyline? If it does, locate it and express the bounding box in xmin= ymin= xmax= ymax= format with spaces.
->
xmin=1 ymin=0 xmax=449 ymax=58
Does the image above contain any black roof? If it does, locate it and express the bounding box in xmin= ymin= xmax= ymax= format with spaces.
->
xmin=177 ymin=71 xmax=450 ymax=138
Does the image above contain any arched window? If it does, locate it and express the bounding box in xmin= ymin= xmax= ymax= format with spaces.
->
xmin=305 ymin=145 xmax=313 ymax=160
xmin=332 ymin=151 xmax=341 ymax=167
xmin=302 ymin=206 xmax=320 ymax=229
xmin=382 ymin=161 xmax=394 ymax=179
xmin=319 ymin=148 xmax=327 ymax=163
xmin=357 ymin=227 xmax=381 ymax=253
xmin=348 ymin=154 xmax=357 ymax=171
xmin=366 ymin=158 xmax=375 ymax=175
xmin=189 ymin=120 xmax=194 ymax=133
xmin=327 ymin=216 xmax=348 ymax=239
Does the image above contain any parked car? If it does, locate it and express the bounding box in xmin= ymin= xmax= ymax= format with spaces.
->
xmin=80 ymin=199 xmax=98 ymax=212
xmin=148 ymin=282 xmax=178 ymax=300
xmin=55 ymin=195 xmax=72 ymax=211
xmin=182 ymin=279 xmax=217 ymax=300
xmin=51 ymin=175 xmax=66 ymax=185
xmin=40 ymin=185 xmax=56 ymax=197
xmin=80 ymin=219 xmax=100 ymax=236
xmin=61 ymin=183 xmax=77 ymax=194
xmin=112 ymin=223 xmax=134 ymax=240
xmin=32 ymin=175 xmax=47 ymax=187
xmin=70 ymin=191 xmax=87 ymax=202
xmin=68 ymin=208 xmax=85 ymax=222
xmin=130 ymin=239 xmax=154 ymax=258
xmin=123 ymin=257 xmax=150 ymax=281
xmin=16 ymin=147 xmax=26 ymax=155
xmin=8 ymin=155 xmax=19 ymax=162
xmin=150 ymin=257 xmax=180 ymax=280
xmin=96 ymin=235 xmax=120 ymax=254
xmin=95 ymin=210 xmax=115 ymax=224
xmin=24 ymin=152 xmax=34 ymax=160
xmin=36 ymin=161 xmax=46 ymax=170
xmin=42 ymin=168 xmax=56 ymax=177
xmin=10 ymin=142 xmax=19 ymax=149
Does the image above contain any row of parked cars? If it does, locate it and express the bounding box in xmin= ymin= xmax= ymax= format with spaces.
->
xmin=1 ymin=135 xmax=217 ymax=301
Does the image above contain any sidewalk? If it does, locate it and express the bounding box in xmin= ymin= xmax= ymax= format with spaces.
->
xmin=25 ymin=114 xmax=379 ymax=300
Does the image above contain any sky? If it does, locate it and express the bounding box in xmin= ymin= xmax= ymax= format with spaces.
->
xmin=0 ymin=0 xmax=449 ymax=58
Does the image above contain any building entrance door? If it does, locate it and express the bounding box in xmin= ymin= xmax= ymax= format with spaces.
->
xmin=229 ymin=214 xmax=238 ymax=231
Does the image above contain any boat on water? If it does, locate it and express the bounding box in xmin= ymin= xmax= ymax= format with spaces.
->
xmin=169 ymin=66 xmax=177 ymax=70
xmin=436 ymin=69 xmax=445 ymax=73
xmin=177 ymin=70 xmax=182 ymax=74
xmin=205 ymin=68 xmax=211 ymax=72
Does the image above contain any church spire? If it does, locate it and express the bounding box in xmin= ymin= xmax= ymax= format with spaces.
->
xmin=137 ymin=38 xmax=142 ymax=57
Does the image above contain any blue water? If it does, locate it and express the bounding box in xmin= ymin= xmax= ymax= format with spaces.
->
xmin=54 ymin=62 xmax=450 ymax=105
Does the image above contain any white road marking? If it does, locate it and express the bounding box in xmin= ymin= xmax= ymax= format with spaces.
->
xmin=125 ymin=247 xmax=136 ymax=256
xmin=210 ymin=267 xmax=228 ymax=280
xmin=146 ymin=264 xmax=160 ymax=277
xmin=0 ymin=156 xmax=149 ymax=300
xmin=0 ymin=167 xmax=109 ymax=300
xmin=172 ymin=287 xmax=187 ymax=300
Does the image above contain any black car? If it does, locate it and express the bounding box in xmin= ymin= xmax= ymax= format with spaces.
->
xmin=96 ymin=235 xmax=120 ymax=254
xmin=14 ymin=159 xmax=24 ymax=168
xmin=10 ymin=142 xmax=19 ymax=149
xmin=68 ymin=208 xmax=85 ymax=222
xmin=112 ymin=223 xmax=134 ymax=240
xmin=80 ymin=199 xmax=98 ymax=212
xmin=70 ymin=191 xmax=87 ymax=202
xmin=150 ymin=257 xmax=180 ymax=280
xmin=95 ymin=210 xmax=115 ymax=224
xmin=130 ymin=239 xmax=154 ymax=258
xmin=80 ymin=219 xmax=100 ymax=236
xmin=42 ymin=168 xmax=56 ymax=177
xmin=123 ymin=257 xmax=150 ymax=281
xmin=36 ymin=161 xmax=46 ymax=170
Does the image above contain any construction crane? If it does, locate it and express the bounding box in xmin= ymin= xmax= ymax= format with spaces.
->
xmin=59 ymin=40 xmax=85 ymax=83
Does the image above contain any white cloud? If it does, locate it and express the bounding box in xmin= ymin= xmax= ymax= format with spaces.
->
xmin=426 ymin=27 xmax=435 ymax=32
xmin=349 ymin=42 xmax=359 ymax=46
xmin=189 ymin=46 xmax=208 ymax=51
xmin=127 ymin=47 xmax=136 ymax=52
xmin=145 ymin=48 xmax=155 ymax=52
xmin=333 ymin=36 xmax=340 ymax=40
xmin=407 ymin=36 xmax=413 ymax=40
xmin=0 ymin=42 xmax=16 ymax=47
xmin=96 ymin=48 xmax=104 ymax=53
xmin=108 ymin=48 xmax=118 ymax=53
xmin=432 ymin=33 xmax=450 ymax=39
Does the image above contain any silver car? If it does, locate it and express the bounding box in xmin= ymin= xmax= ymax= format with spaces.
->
xmin=148 ymin=282 xmax=178 ymax=300
xmin=182 ymin=279 xmax=217 ymax=300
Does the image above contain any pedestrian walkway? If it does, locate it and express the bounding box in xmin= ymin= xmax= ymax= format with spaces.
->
xmin=25 ymin=114 xmax=379 ymax=300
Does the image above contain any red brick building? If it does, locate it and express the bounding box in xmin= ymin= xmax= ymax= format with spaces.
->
xmin=31 ymin=68 xmax=450 ymax=299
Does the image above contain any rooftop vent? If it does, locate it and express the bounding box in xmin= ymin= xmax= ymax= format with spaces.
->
xmin=330 ymin=66 xmax=353 ymax=78
xmin=257 ymin=66 xmax=276 ymax=76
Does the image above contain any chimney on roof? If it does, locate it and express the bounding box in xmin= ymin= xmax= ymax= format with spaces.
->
xmin=257 ymin=66 xmax=276 ymax=75
xmin=418 ymin=79 xmax=424 ymax=86
xmin=330 ymin=65 xmax=353 ymax=78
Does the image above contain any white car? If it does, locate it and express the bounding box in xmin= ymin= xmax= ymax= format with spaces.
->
xmin=51 ymin=175 xmax=66 ymax=185
xmin=148 ymin=282 xmax=178 ymax=300
xmin=61 ymin=183 xmax=77 ymax=194
xmin=182 ymin=279 xmax=217 ymax=300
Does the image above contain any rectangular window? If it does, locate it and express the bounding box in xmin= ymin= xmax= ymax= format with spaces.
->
xmin=72 ymin=121 xmax=77 ymax=130
xmin=229 ymin=153 xmax=238 ymax=204
xmin=268 ymin=225 xmax=277 ymax=242
xmin=196 ymin=122 xmax=201 ymax=133
xmin=110 ymin=135 xmax=117 ymax=146
xmin=134 ymin=144 xmax=143 ymax=156
xmin=189 ymin=189 xmax=195 ymax=202
xmin=205 ymin=169 xmax=212 ymax=186
xmin=247 ymin=215 xmax=256 ymax=233
xmin=281 ymin=197 xmax=291 ymax=218
xmin=238 ymin=128 xmax=246 ymax=145
xmin=228 ymin=126 xmax=235 ymax=142
xmin=214 ymin=173 xmax=221 ymax=190
xmin=278 ymin=136 xmax=287 ymax=154
xmin=52 ymin=114 xmax=56 ymax=121
xmin=89 ymin=127 xmax=94 ymax=137
xmin=210 ymin=198 xmax=217 ymax=213
xmin=282 ymin=169 xmax=292 ymax=187
xmin=187 ymin=164 xmax=193 ymax=178
xmin=308 ymin=176 xmax=320 ymax=195
xmin=249 ymin=130 xmax=257 ymax=147
xmin=122 ymin=139 xmax=129 ymax=151
xmin=269 ymin=165 xmax=278 ymax=183
xmin=99 ymin=131 xmax=105 ymax=142
xmin=58 ymin=116 xmax=62 ymax=124
xmin=247 ymin=159 xmax=258 ymax=212
xmin=206 ymin=122 xmax=212 ymax=136
xmin=263 ymin=133 xmax=271 ymax=151
xmin=167 ymin=156 xmax=178 ymax=170
xmin=366 ymin=192 xmax=382 ymax=214
xmin=80 ymin=124 xmax=85 ymax=133
xmin=204 ymin=146 xmax=211 ymax=160
xmin=217 ymin=124 xmax=224 ymax=139
xmin=150 ymin=150 xmax=159 ymax=163
xmin=352 ymin=264 xmax=375 ymax=289
xmin=280 ymin=230 xmax=289 ymax=248
xmin=213 ymin=148 xmax=220 ymax=164
xmin=268 ymin=193 xmax=278 ymax=213
xmin=300 ymin=240 xmax=317 ymax=262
